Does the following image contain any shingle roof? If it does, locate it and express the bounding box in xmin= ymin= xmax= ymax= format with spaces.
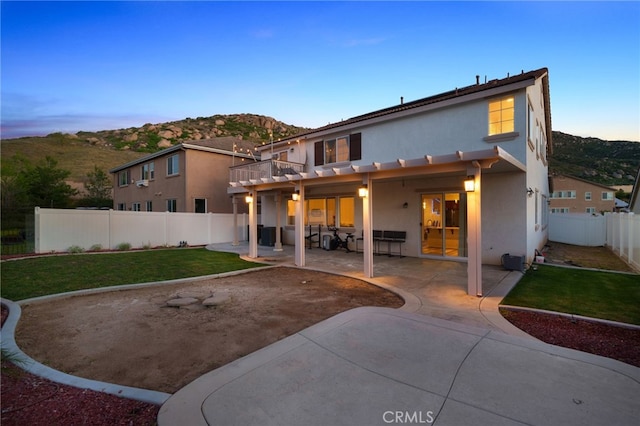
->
xmin=109 ymin=136 xmax=256 ymax=173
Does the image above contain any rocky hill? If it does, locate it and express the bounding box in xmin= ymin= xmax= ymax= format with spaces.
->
xmin=74 ymin=113 xmax=309 ymax=152
xmin=549 ymin=131 xmax=639 ymax=186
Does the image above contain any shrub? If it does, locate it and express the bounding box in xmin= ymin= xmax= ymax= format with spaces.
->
xmin=67 ymin=245 xmax=85 ymax=254
xmin=116 ymin=242 xmax=131 ymax=251
xmin=89 ymin=244 xmax=103 ymax=252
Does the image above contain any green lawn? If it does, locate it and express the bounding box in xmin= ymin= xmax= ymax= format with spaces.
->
xmin=502 ymin=264 xmax=640 ymax=325
xmin=1 ymin=248 xmax=266 ymax=301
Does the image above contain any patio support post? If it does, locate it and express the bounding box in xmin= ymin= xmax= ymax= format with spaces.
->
xmin=362 ymin=174 xmax=373 ymax=278
xmin=274 ymin=192 xmax=283 ymax=251
xmin=232 ymin=196 xmax=239 ymax=246
xmin=248 ymin=188 xmax=258 ymax=259
xmin=466 ymin=165 xmax=482 ymax=296
xmin=294 ymin=185 xmax=305 ymax=267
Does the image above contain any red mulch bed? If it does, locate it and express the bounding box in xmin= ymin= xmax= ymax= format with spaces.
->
xmin=500 ymin=308 xmax=640 ymax=368
xmin=2 ymin=304 xmax=639 ymax=425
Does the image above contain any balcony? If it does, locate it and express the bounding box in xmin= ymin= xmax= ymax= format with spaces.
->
xmin=230 ymin=159 xmax=305 ymax=186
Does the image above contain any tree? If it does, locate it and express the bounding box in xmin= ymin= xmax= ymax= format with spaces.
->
xmin=16 ymin=156 xmax=78 ymax=208
xmin=79 ymin=166 xmax=113 ymax=208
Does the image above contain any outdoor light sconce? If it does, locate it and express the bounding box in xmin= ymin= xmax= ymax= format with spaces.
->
xmin=292 ymin=190 xmax=300 ymax=201
xmin=402 ymin=202 xmax=408 ymax=209
xmin=358 ymin=185 xmax=368 ymax=198
xmin=245 ymin=195 xmax=254 ymax=204
xmin=527 ymin=187 xmax=534 ymax=197
xmin=464 ymin=176 xmax=475 ymax=192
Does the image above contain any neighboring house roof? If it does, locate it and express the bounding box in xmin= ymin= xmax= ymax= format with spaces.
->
xmin=109 ymin=137 xmax=258 ymax=173
xmin=551 ymin=174 xmax=619 ymax=192
xmin=266 ymin=67 xmax=551 ymax=152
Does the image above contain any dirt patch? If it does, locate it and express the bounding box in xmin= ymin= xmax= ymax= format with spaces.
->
xmin=15 ymin=267 xmax=403 ymax=394
xmin=542 ymin=241 xmax=635 ymax=272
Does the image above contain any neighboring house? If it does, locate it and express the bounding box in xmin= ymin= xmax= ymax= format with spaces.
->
xmin=549 ymin=174 xmax=616 ymax=214
xmin=629 ymin=166 xmax=640 ymax=214
xmin=229 ymin=68 xmax=553 ymax=296
xmin=111 ymin=137 xmax=258 ymax=214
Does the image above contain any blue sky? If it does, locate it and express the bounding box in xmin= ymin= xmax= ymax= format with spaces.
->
xmin=1 ymin=1 xmax=639 ymax=141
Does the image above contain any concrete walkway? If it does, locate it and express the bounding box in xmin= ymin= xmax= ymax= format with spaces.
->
xmin=157 ymin=243 xmax=640 ymax=425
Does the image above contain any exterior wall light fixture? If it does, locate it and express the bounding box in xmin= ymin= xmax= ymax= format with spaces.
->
xmin=464 ymin=176 xmax=475 ymax=192
xmin=292 ymin=190 xmax=300 ymax=201
xmin=358 ymin=185 xmax=368 ymax=198
xmin=527 ymin=187 xmax=534 ymax=197
xmin=245 ymin=195 xmax=253 ymax=204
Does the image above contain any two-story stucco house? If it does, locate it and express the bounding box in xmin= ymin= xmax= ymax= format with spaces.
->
xmin=111 ymin=137 xmax=258 ymax=214
xmin=549 ymin=174 xmax=616 ymax=214
xmin=229 ymin=68 xmax=552 ymax=296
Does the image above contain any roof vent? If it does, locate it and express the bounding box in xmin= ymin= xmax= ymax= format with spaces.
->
xmin=400 ymin=96 xmax=404 ymax=105
xmin=476 ymin=75 xmax=480 ymax=85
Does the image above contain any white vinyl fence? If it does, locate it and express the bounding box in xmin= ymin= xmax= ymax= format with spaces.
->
xmin=548 ymin=213 xmax=607 ymax=246
xmin=606 ymin=212 xmax=639 ymax=271
xmin=34 ymin=207 xmax=250 ymax=253
xmin=549 ymin=212 xmax=639 ymax=271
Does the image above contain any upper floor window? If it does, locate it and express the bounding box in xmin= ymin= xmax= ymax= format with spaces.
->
xmin=142 ymin=162 xmax=155 ymax=180
xmin=551 ymin=190 xmax=576 ymax=199
xmin=314 ymin=133 xmax=361 ymax=166
xmin=167 ymin=154 xmax=179 ymax=176
xmin=585 ymin=192 xmax=592 ymax=201
xmin=118 ymin=170 xmax=130 ymax=187
xmin=602 ymin=191 xmax=614 ymax=200
xmin=488 ymin=96 xmax=514 ymax=136
xmin=551 ymin=207 xmax=570 ymax=213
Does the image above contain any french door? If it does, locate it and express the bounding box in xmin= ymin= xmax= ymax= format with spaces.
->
xmin=421 ymin=192 xmax=467 ymax=257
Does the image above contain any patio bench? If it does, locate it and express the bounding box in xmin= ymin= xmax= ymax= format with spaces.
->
xmin=305 ymin=225 xmax=321 ymax=249
xmin=378 ymin=230 xmax=406 ymax=257
xmin=356 ymin=229 xmax=405 ymax=257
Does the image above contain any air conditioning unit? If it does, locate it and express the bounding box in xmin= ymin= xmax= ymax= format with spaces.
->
xmin=136 ymin=179 xmax=149 ymax=187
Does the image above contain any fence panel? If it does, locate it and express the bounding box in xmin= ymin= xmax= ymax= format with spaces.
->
xmin=548 ymin=213 xmax=606 ymax=246
xmin=35 ymin=208 xmax=248 ymax=253
xmin=608 ymin=212 xmax=639 ymax=271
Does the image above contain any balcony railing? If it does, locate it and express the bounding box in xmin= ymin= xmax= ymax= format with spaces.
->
xmin=230 ymin=159 xmax=305 ymax=184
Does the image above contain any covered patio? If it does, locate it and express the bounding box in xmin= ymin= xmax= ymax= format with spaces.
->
xmin=206 ymin=241 xmax=528 ymax=336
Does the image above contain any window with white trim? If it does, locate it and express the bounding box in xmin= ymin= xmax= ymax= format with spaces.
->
xmin=585 ymin=192 xmax=592 ymax=201
xmin=142 ymin=162 xmax=155 ymax=180
xmin=167 ymin=154 xmax=179 ymax=176
xmin=586 ymin=207 xmax=596 ymax=213
xmin=132 ymin=202 xmax=141 ymax=211
xmin=145 ymin=201 xmax=153 ymax=211
xmin=551 ymin=207 xmax=571 ymax=213
xmin=551 ymin=190 xmax=576 ymax=199
xmin=314 ymin=133 xmax=361 ymax=166
xmin=167 ymin=199 xmax=177 ymax=212
xmin=117 ymin=203 xmax=126 ymax=211
xmin=287 ymin=197 xmax=354 ymax=228
xmin=488 ymin=96 xmax=514 ymax=135
xmin=602 ymin=191 xmax=614 ymax=200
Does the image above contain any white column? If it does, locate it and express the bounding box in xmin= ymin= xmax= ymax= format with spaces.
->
xmin=295 ymin=185 xmax=305 ymax=267
xmin=362 ymin=175 xmax=373 ymax=278
xmin=248 ymin=189 xmax=258 ymax=258
xmin=466 ymin=168 xmax=482 ymax=296
xmin=232 ymin=196 xmax=239 ymax=246
xmin=274 ymin=192 xmax=283 ymax=251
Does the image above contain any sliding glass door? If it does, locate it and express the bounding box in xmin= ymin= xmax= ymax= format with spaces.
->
xmin=421 ymin=193 xmax=467 ymax=258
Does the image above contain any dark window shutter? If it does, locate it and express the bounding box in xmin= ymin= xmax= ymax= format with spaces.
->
xmin=314 ymin=141 xmax=324 ymax=166
xmin=349 ymin=133 xmax=362 ymax=161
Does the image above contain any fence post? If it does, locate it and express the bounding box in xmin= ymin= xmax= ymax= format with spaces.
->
xmin=627 ymin=213 xmax=634 ymax=264
xmin=34 ymin=207 xmax=40 ymax=253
